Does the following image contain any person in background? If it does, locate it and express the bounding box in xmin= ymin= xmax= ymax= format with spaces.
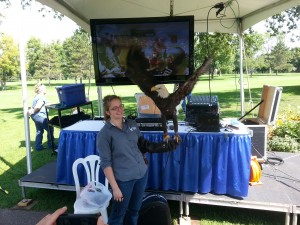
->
xmin=174 ymin=83 xmax=192 ymax=113
xmin=36 ymin=206 xmax=107 ymax=225
xmin=28 ymin=82 xmax=55 ymax=151
xmin=181 ymin=92 xmax=192 ymax=113
xmin=97 ymin=95 xmax=179 ymax=225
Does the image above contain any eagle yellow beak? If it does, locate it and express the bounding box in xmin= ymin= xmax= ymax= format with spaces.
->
xmin=151 ymin=86 xmax=158 ymax=92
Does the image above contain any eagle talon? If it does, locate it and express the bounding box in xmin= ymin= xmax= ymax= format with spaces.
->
xmin=174 ymin=134 xmax=181 ymax=143
xmin=164 ymin=134 xmax=171 ymax=143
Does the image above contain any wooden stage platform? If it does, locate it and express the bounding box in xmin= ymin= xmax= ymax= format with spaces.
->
xmin=19 ymin=151 xmax=300 ymax=225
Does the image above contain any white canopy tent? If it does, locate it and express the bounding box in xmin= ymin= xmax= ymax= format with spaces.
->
xmin=36 ymin=0 xmax=299 ymax=34
xmin=33 ymin=0 xmax=299 ymax=116
xmin=21 ymin=0 xmax=300 ymax=173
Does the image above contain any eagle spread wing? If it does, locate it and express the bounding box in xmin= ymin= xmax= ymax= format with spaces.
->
xmin=126 ymin=45 xmax=212 ymax=142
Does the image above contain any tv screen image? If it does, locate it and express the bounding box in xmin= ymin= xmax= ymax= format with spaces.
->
xmin=90 ymin=16 xmax=194 ymax=86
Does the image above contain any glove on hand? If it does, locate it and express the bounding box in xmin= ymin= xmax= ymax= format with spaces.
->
xmin=138 ymin=136 xmax=180 ymax=154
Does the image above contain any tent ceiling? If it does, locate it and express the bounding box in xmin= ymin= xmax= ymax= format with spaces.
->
xmin=37 ymin=0 xmax=300 ymax=33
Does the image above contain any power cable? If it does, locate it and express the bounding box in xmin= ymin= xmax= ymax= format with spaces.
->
xmin=218 ymin=0 xmax=240 ymax=30
xmin=205 ymin=1 xmax=240 ymax=108
xmin=266 ymin=156 xmax=284 ymax=166
xmin=205 ymin=5 xmax=216 ymax=105
xmin=111 ymin=85 xmax=116 ymax=95
xmin=263 ymin=151 xmax=300 ymax=184
xmin=265 ymin=151 xmax=285 ymax=166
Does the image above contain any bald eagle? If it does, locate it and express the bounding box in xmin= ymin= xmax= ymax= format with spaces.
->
xmin=126 ymin=46 xmax=212 ymax=142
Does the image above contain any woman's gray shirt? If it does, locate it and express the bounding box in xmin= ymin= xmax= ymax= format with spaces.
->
xmin=97 ymin=119 xmax=148 ymax=182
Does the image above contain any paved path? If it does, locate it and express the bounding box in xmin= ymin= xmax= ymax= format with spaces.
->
xmin=0 ymin=208 xmax=48 ymax=225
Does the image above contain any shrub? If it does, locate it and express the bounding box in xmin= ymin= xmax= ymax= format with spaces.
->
xmin=268 ymin=106 xmax=300 ymax=152
xmin=268 ymin=136 xmax=299 ymax=152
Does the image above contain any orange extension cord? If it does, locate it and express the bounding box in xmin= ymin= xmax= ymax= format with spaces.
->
xmin=250 ymin=157 xmax=262 ymax=183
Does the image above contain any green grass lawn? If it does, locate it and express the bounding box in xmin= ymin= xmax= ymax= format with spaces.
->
xmin=0 ymin=73 xmax=299 ymax=224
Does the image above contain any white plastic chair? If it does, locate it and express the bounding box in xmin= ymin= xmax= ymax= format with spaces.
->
xmin=72 ymin=155 xmax=110 ymax=223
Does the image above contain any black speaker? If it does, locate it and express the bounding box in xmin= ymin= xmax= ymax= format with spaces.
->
xmin=195 ymin=113 xmax=220 ymax=132
xmin=185 ymin=95 xmax=220 ymax=131
xmin=185 ymin=95 xmax=219 ymax=125
xmin=137 ymin=194 xmax=172 ymax=225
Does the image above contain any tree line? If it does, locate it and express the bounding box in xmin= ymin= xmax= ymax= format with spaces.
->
xmin=0 ymin=28 xmax=91 ymax=89
xmin=0 ymin=27 xmax=300 ymax=90
xmin=195 ymin=30 xmax=300 ymax=76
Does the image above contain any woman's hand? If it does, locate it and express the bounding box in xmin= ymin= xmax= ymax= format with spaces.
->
xmin=28 ymin=108 xmax=34 ymax=116
xmin=97 ymin=216 xmax=108 ymax=225
xmin=112 ymin=186 xmax=124 ymax=202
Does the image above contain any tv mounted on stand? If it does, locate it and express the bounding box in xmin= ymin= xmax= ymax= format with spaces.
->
xmin=90 ymin=16 xmax=194 ymax=86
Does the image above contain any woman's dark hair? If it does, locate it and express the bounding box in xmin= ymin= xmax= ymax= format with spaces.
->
xmin=103 ymin=95 xmax=122 ymax=121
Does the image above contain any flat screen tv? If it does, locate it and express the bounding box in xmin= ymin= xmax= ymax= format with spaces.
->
xmin=90 ymin=16 xmax=194 ymax=86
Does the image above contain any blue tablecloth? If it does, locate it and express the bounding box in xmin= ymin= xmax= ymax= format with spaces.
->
xmin=56 ymin=121 xmax=251 ymax=197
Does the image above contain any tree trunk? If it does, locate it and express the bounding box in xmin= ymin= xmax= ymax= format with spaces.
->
xmin=1 ymin=80 xmax=6 ymax=91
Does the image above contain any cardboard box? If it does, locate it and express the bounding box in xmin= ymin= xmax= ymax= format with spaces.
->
xmin=17 ymin=199 xmax=33 ymax=207
xmin=56 ymin=84 xmax=86 ymax=107
xmin=135 ymin=93 xmax=161 ymax=118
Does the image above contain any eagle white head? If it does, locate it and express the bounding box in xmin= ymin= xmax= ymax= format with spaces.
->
xmin=151 ymin=84 xmax=169 ymax=99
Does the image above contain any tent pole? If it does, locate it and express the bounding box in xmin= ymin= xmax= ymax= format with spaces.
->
xmin=97 ymin=86 xmax=103 ymax=117
xmin=238 ymin=20 xmax=245 ymax=116
xmin=21 ymin=48 xmax=32 ymax=174
xmin=170 ymin=0 xmax=174 ymax=16
xmin=18 ymin=2 xmax=32 ymax=174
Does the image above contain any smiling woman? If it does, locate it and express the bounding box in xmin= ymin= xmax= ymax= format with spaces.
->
xmin=0 ymin=1 xmax=79 ymax=43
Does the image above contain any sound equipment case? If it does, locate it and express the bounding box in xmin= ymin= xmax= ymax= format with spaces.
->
xmin=243 ymin=124 xmax=268 ymax=161
xmin=241 ymin=85 xmax=283 ymax=161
